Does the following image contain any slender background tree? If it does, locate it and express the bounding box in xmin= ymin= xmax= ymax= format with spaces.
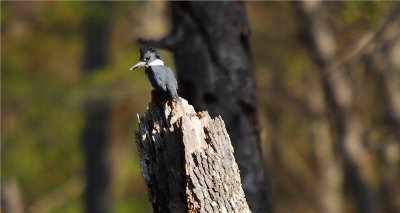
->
xmin=81 ymin=2 xmax=112 ymax=213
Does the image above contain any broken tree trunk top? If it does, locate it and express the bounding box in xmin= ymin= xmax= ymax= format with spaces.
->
xmin=135 ymin=92 xmax=250 ymax=213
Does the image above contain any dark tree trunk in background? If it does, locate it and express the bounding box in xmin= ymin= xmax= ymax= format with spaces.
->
xmin=81 ymin=2 xmax=111 ymax=213
xmin=139 ymin=2 xmax=270 ymax=212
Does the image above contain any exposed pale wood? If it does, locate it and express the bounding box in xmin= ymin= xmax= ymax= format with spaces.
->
xmin=135 ymin=92 xmax=250 ymax=213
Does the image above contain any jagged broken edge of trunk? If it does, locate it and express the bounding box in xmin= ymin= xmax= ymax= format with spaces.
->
xmin=135 ymin=92 xmax=250 ymax=212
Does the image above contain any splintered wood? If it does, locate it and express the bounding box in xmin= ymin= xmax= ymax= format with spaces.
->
xmin=135 ymin=95 xmax=250 ymax=213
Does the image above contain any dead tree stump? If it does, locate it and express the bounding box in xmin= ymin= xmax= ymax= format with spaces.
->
xmin=135 ymin=92 xmax=250 ymax=213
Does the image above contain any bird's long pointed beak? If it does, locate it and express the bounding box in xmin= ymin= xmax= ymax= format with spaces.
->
xmin=129 ymin=61 xmax=146 ymax=71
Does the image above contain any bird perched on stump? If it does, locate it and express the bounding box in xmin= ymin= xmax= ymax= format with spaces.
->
xmin=130 ymin=47 xmax=179 ymax=100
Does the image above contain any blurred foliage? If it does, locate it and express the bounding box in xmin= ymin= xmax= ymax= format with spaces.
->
xmin=1 ymin=2 xmax=163 ymax=212
xmin=248 ymin=2 xmax=395 ymax=213
xmin=1 ymin=1 xmax=396 ymax=213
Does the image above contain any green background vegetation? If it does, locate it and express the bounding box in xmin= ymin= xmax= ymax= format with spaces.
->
xmin=1 ymin=2 xmax=394 ymax=212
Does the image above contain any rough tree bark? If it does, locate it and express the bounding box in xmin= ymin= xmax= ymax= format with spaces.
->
xmin=139 ymin=2 xmax=270 ymax=212
xmin=135 ymin=92 xmax=250 ymax=213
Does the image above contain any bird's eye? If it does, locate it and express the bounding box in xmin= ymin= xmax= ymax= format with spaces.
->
xmin=146 ymin=57 xmax=150 ymax=61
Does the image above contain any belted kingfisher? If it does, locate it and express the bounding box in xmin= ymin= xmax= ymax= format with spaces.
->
xmin=130 ymin=47 xmax=179 ymax=100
